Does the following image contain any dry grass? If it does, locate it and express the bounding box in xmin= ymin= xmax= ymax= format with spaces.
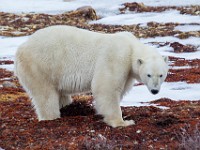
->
xmin=178 ymin=124 xmax=200 ymax=150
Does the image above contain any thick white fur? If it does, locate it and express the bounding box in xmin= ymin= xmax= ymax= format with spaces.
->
xmin=15 ymin=25 xmax=168 ymax=128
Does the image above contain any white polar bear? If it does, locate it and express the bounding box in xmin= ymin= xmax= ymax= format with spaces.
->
xmin=15 ymin=25 xmax=168 ymax=128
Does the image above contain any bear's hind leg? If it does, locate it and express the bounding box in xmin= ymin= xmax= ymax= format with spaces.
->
xmin=31 ymin=85 xmax=60 ymax=121
xmin=59 ymin=92 xmax=72 ymax=109
xmin=16 ymin=58 xmax=60 ymax=121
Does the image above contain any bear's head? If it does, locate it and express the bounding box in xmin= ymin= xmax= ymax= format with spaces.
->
xmin=137 ymin=56 xmax=169 ymax=95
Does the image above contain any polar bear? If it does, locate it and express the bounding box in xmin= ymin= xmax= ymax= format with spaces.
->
xmin=15 ymin=25 xmax=168 ymax=128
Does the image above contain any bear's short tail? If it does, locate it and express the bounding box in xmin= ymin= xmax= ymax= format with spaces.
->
xmin=14 ymin=42 xmax=27 ymax=77
xmin=14 ymin=44 xmax=24 ymax=77
xmin=14 ymin=51 xmax=19 ymax=77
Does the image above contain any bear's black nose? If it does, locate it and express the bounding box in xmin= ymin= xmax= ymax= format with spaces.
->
xmin=151 ymin=89 xmax=159 ymax=95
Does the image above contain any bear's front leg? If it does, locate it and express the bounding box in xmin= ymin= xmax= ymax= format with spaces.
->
xmin=93 ymin=92 xmax=135 ymax=128
xmin=92 ymin=59 xmax=135 ymax=127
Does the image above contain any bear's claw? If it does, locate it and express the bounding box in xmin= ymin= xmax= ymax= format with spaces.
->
xmin=104 ymin=119 xmax=135 ymax=128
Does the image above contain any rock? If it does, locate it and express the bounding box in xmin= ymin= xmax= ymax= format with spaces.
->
xmin=2 ymin=81 xmax=17 ymax=88
xmin=76 ymin=6 xmax=97 ymax=20
xmin=170 ymin=42 xmax=197 ymax=53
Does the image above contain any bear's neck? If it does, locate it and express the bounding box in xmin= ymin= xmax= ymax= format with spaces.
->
xmin=132 ymin=65 xmax=141 ymax=82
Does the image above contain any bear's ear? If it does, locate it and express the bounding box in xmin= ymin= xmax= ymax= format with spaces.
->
xmin=137 ymin=59 xmax=144 ymax=66
xmin=162 ymin=56 xmax=168 ymax=63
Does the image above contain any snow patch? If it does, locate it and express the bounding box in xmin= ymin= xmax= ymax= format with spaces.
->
xmin=174 ymin=25 xmax=200 ymax=32
xmin=121 ymin=82 xmax=200 ymax=107
xmin=0 ymin=36 xmax=28 ymax=58
xmin=1 ymin=0 xmax=200 ymax=15
xmin=91 ymin=10 xmax=200 ymax=25
xmin=141 ymin=36 xmax=200 ymax=59
xmin=0 ymin=64 xmax=14 ymax=71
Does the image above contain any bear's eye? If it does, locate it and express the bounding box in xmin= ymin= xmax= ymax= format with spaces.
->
xmin=147 ymin=74 xmax=151 ymax=78
xmin=160 ymin=75 xmax=163 ymax=78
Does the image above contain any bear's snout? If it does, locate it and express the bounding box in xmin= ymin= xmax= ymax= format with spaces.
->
xmin=151 ymin=89 xmax=159 ymax=95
